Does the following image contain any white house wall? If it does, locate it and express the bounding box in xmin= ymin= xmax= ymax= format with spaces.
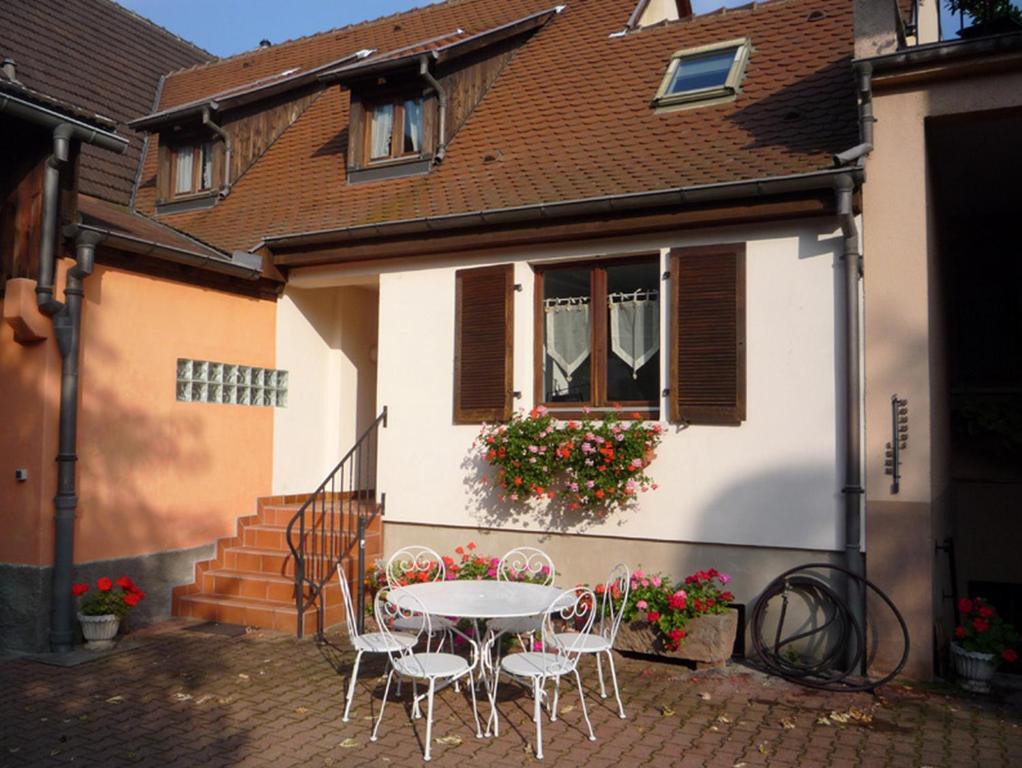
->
xmin=316 ymin=218 xmax=850 ymax=552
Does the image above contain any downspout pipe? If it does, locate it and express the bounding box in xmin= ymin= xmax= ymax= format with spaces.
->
xmin=202 ymin=106 xmax=233 ymax=196
xmin=48 ymin=228 xmax=103 ymax=654
xmin=36 ymin=124 xmax=74 ymax=316
xmin=419 ymin=55 xmax=448 ymax=163
xmin=834 ymin=63 xmax=874 ymax=168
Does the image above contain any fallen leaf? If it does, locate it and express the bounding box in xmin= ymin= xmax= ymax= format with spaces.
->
xmin=195 ymin=695 xmax=213 ymax=705
xmin=237 ymin=673 xmax=250 ymax=680
xmin=816 ymin=716 xmax=832 ymax=726
xmin=779 ymin=717 xmax=796 ymax=730
xmin=338 ymin=738 xmax=359 ymax=749
xmin=733 ymin=763 xmax=747 ymax=768
xmin=435 ymin=735 xmax=463 ymax=746
xmin=173 ymin=693 xmax=192 ymax=702
xmin=295 ymin=706 xmax=309 ymax=715
xmin=757 ymin=742 xmax=770 ymax=755
xmin=218 ymin=696 xmax=236 ymax=705
xmin=660 ymin=706 xmax=676 ymax=717
xmin=8 ymin=747 xmax=19 ymax=754
xmin=698 ymin=692 xmax=712 ymax=701
xmin=105 ymin=696 xmax=124 ymax=704
xmin=560 ymin=704 xmax=575 ymax=714
xmin=716 ymin=714 xmax=732 ymax=724
xmin=78 ymin=715 xmax=88 ymax=721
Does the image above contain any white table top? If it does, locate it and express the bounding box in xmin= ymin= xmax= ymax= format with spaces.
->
xmin=388 ymin=581 xmax=571 ymax=619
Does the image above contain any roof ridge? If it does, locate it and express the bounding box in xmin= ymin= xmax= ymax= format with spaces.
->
xmin=155 ymin=0 xmax=497 ymax=80
xmin=101 ymin=0 xmax=214 ymax=60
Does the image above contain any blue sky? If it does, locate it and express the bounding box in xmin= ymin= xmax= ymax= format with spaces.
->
xmin=119 ymin=0 xmax=982 ymax=58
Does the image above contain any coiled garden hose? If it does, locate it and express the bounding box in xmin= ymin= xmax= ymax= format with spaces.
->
xmin=749 ymin=563 xmax=910 ymax=692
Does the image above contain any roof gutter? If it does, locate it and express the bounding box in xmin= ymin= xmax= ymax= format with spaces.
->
xmin=856 ymin=29 xmax=1022 ymax=76
xmin=0 ymin=91 xmax=127 ymax=153
xmin=77 ymin=224 xmax=263 ymax=279
xmin=261 ymin=166 xmax=859 ymax=250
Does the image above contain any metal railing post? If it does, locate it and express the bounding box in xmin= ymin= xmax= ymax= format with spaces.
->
xmin=357 ymin=515 xmax=367 ymax=634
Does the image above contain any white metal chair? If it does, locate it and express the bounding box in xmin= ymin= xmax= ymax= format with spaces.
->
xmin=487 ymin=547 xmax=556 ymax=640
xmin=553 ymin=563 xmax=630 ymax=719
xmin=384 ymin=546 xmax=455 ymax=650
xmin=371 ymin=589 xmax=482 ymax=761
xmin=486 ymin=586 xmax=597 ymax=760
xmin=336 ymin=564 xmax=417 ymax=722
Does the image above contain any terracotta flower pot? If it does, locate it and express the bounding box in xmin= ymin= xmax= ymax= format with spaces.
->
xmin=78 ymin=613 xmax=120 ymax=650
xmin=951 ymin=643 xmax=997 ymax=693
xmin=615 ymin=609 xmax=738 ymax=669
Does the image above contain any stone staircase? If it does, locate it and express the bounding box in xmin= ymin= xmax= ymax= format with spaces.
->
xmin=172 ymin=495 xmax=383 ymax=635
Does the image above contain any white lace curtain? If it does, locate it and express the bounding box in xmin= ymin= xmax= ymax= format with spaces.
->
xmin=370 ymin=104 xmax=394 ymax=158
xmin=404 ymin=99 xmax=422 ymax=153
xmin=544 ymin=297 xmax=590 ymax=397
xmin=609 ymin=289 xmax=660 ymax=379
xmin=544 ymin=289 xmax=660 ymax=394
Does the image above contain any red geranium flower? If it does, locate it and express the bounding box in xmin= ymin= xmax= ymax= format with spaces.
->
xmin=955 ymin=626 xmax=967 ymax=639
xmin=958 ymin=597 xmax=974 ymax=614
xmin=123 ymin=592 xmax=141 ymax=607
xmin=978 ymin=606 xmax=995 ymax=619
xmin=972 ymin=618 xmax=990 ymax=633
xmin=97 ymin=577 xmax=113 ymax=592
xmin=646 ymin=611 xmax=660 ymax=622
xmin=116 ymin=576 xmax=134 ymax=591
xmin=71 ymin=583 xmax=89 ymax=597
xmin=1002 ymin=649 xmax=1019 ymax=663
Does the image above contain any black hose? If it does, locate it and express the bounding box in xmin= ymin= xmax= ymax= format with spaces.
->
xmin=750 ymin=563 xmax=910 ymax=692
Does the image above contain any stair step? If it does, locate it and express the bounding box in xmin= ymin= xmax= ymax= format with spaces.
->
xmin=221 ymin=545 xmax=380 ymax=579
xmin=260 ymin=501 xmax=381 ymax=527
xmin=175 ymin=592 xmax=344 ymax=634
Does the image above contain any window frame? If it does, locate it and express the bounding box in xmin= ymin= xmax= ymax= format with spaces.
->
xmin=363 ymin=95 xmax=426 ymax=165
xmin=533 ymin=255 xmax=662 ymax=419
xmin=653 ymin=38 xmax=751 ymax=110
xmin=169 ymin=141 xmax=215 ymax=198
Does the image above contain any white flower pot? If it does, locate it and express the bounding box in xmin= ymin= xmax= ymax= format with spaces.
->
xmin=951 ymin=643 xmax=997 ymax=693
xmin=78 ymin=613 xmax=121 ymax=650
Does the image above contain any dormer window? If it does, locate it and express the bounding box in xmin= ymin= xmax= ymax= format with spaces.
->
xmin=654 ymin=39 xmax=751 ymax=110
xmin=368 ymin=98 xmax=424 ymax=162
xmin=173 ymin=142 xmax=215 ymax=195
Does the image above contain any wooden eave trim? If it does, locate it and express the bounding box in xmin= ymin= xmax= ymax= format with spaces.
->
xmin=271 ymin=191 xmax=832 ymax=268
xmin=869 ymin=50 xmax=1022 ymax=90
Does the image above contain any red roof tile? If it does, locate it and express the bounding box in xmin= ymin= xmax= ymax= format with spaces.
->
xmin=138 ymin=0 xmax=858 ymax=252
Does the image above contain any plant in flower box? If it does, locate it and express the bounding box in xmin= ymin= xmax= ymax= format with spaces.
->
xmin=951 ymin=596 xmax=1019 ymax=693
xmin=477 ymin=405 xmax=662 ymax=518
xmin=72 ymin=576 xmax=145 ymax=650
xmin=606 ymin=567 xmax=737 ymax=667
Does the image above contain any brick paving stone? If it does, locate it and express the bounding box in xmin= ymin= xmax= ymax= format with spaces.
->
xmin=2 ymin=621 xmax=1021 ymax=768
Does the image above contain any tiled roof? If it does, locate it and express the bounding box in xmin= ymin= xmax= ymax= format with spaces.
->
xmin=0 ymin=0 xmax=211 ymax=205
xmin=138 ymin=0 xmax=858 ymax=253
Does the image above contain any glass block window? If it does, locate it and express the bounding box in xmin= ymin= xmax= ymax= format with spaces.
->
xmin=176 ymin=359 xmax=288 ymax=408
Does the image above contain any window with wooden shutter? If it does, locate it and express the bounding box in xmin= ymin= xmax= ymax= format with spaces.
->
xmin=454 ymin=264 xmax=514 ymax=424
xmin=669 ymin=244 xmax=746 ymax=425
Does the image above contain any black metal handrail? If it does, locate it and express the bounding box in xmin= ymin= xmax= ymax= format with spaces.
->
xmin=286 ymin=407 xmax=387 ymax=639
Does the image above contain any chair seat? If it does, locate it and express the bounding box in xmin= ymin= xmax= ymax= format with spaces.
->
xmin=393 ymin=614 xmax=455 ymax=634
xmin=353 ymin=631 xmax=417 ymax=653
xmin=489 ymin=616 xmax=542 ymax=635
xmin=551 ymin=632 xmax=611 ymax=654
xmin=500 ymin=651 xmax=572 ymax=678
xmin=393 ymin=652 xmax=470 ymax=679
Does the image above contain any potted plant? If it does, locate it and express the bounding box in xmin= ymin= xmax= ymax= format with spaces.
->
xmin=947 ymin=0 xmax=1022 ymax=38
xmin=605 ymin=568 xmax=738 ymax=668
xmin=72 ymin=576 xmax=145 ymax=650
xmin=951 ymin=596 xmax=1018 ymax=692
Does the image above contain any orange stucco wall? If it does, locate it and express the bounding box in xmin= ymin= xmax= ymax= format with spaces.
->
xmin=1 ymin=256 xmax=276 ymax=565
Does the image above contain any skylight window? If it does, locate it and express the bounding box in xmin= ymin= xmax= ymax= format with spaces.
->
xmin=654 ymin=38 xmax=751 ymax=109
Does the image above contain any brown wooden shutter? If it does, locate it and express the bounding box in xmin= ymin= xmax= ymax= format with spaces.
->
xmin=454 ymin=264 xmax=514 ymax=424
xmin=669 ymin=244 xmax=746 ymax=425
xmin=347 ymin=92 xmax=365 ymax=172
xmin=156 ymin=140 xmax=171 ymax=203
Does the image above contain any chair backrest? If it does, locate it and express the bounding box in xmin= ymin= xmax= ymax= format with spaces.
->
xmin=375 ymin=588 xmax=429 ymax=676
xmin=336 ymin=564 xmax=360 ymax=641
xmin=385 ymin=546 xmax=445 ymax=589
xmin=541 ymin=587 xmax=597 ymax=674
xmin=596 ymin=563 xmax=630 ymax=642
xmin=497 ymin=546 xmax=555 ymax=586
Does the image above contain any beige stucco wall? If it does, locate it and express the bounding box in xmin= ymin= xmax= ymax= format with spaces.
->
xmin=862 ymin=68 xmax=1022 ymax=679
xmin=273 ymin=284 xmax=378 ymax=495
xmin=288 ymin=218 xmax=850 ymax=553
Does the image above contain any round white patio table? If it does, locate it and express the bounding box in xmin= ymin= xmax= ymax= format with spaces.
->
xmin=387 ymin=581 xmax=574 ymax=733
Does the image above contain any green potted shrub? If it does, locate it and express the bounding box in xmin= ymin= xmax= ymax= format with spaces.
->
xmin=947 ymin=0 xmax=1022 ymax=38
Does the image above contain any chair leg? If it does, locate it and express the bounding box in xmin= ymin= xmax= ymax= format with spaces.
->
xmin=595 ymin=651 xmax=608 ymax=699
xmin=550 ymin=676 xmax=560 ymax=722
xmin=342 ymin=650 xmax=363 ymax=722
xmin=467 ymin=670 xmax=482 ymax=738
xmin=370 ymin=669 xmax=393 ymax=743
xmin=486 ymin=669 xmax=501 ymax=738
xmin=412 ymin=679 xmax=421 ymax=719
xmin=573 ymin=669 xmax=596 ymax=742
xmin=533 ymin=677 xmax=544 ymax=760
xmin=423 ymin=678 xmax=437 ymax=762
xmin=605 ymin=649 xmax=626 ymax=719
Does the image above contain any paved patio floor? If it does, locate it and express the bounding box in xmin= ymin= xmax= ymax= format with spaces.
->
xmin=2 ymin=620 xmax=1020 ymax=767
